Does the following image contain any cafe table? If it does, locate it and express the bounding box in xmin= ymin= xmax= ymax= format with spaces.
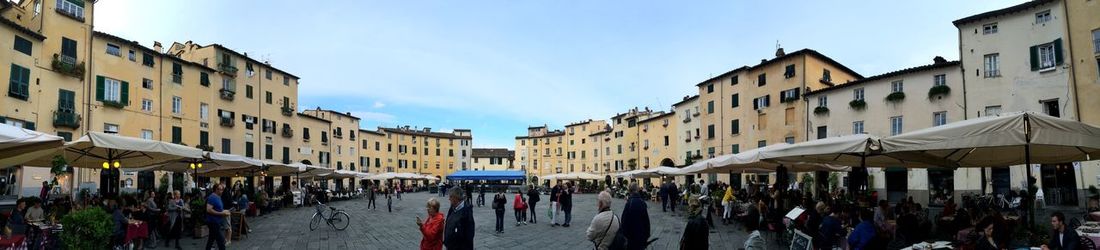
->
xmin=0 ymin=235 xmax=24 ymax=248
xmin=125 ymin=220 xmax=149 ymax=244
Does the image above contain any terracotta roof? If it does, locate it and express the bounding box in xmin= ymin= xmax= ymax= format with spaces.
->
xmin=672 ymin=95 xmax=699 ymax=107
xmin=472 ymin=148 xmax=513 ymax=159
xmin=953 ymin=0 xmax=1054 ymax=26
xmin=380 ymin=127 xmax=472 ymax=139
xmin=638 ymin=111 xmax=675 ymax=124
xmin=694 ymin=49 xmax=863 ymax=87
xmin=197 ymin=43 xmax=300 ymax=79
xmin=514 ymin=131 xmax=565 ymax=139
xmin=297 ymin=112 xmax=331 ymax=123
xmin=565 ymin=120 xmax=599 ymax=128
xmin=1 ymin=16 xmax=45 ymax=40
xmin=589 ymin=130 xmax=612 ymax=136
xmin=806 ymin=61 xmax=960 ymax=96
xmin=358 ymin=128 xmax=385 ymax=136
xmin=93 ymin=31 xmax=217 ymax=72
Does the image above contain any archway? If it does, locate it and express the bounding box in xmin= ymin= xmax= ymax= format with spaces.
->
xmin=660 ymin=158 xmax=676 ymax=168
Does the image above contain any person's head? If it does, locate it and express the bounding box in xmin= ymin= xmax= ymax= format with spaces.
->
xmin=597 ymin=191 xmax=612 ymax=211
xmin=815 ymin=201 xmax=827 ymax=214
xmin=172 ymin=190 xmax=181 ymax=199
xmin=628 ymin=181 xmax=640 ymax=195
xmin=426 ymin=198 xmax=440 ymax=214
xmin=979 ymin=218 xmax=995 ymax=237
xmin=1051 ymin=212 xmax=1066 ymax=231
xmin=448 ymin=187 xmax=465 ymax=207
xmin=148 ymin=191 xmax=156 ymax=198
xmin=214 ymin=183 xmax=225 ymax=195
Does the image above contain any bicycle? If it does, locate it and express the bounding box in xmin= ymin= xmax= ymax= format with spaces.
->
xmin=310 ymin=201 xmax=350 ymax=231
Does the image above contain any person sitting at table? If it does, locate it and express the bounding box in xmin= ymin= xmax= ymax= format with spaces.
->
xmin=818 ymin=205 xmax=844 ymax=250
xmin=847 ymin=210 xmax=877 ymax=250
xmin=5 ymin=199 xmax=27 ymax=235
xmin=1042 ymin=212 xmax=1081 ymax=250
xmin=24 ymin=199 xmax=45 ymax=223
xmin=873 ymin=200 xmax=891 ymax=233
xmin=109 ymin=199 xmax=128 ymax=247
xmin=975 ymin=217 xmax=1003 ymax=250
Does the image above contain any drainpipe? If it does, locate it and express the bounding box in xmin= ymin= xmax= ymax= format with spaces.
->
xmin=1060 ymin=2 xmax=1081 ymax=122
xmin=81 ymin=2 xmax=96 ymax=189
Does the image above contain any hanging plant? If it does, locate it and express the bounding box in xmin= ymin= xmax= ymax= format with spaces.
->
xmin=813 ymin=106 xmax=830 ymax=115
xmin=928 ymin=85 xmax=951 ymax=99
xmin=885 ymin=92 xmax=906 ymax=102
xmin=50 ymin=155 xmax=70 ymax=176
xmin=849 ymin=99 xmax=867 ymax=110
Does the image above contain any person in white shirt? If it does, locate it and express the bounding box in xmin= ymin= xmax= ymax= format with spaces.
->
xmin=585 ymin=191 xmax=619 ymax=250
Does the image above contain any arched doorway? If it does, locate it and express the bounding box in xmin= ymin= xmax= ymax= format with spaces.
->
xmin=660 ymin=158 xmax=675 ymax=168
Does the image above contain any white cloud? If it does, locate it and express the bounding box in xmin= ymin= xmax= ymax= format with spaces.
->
xmin=372 ymin=101 xmax=386 ymax=109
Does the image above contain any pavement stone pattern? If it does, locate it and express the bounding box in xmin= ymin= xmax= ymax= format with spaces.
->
xmin=176 ymin=191 xmax=772 ymax=249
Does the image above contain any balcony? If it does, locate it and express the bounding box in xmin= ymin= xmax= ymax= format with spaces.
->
xmin=219 ymin=89 xmax=235 ymax=100
xmin=218 ymin=63 xmax=238 ymax=76
xmin=219 ymin=117 xmax=234 ymax=127
xmin=281 ymin=106 xmax=294 ymax=116
xmin=52 ymin=111 xmax=81 ymax=129
xmin=51 ymin=54 xmax=85 ymax=79
xmin=281 ymin=126 xmax=293 ymax=138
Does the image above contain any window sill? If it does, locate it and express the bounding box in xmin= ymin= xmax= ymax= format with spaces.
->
xmin=1038 ymin=67 xmax=1056 ymax=73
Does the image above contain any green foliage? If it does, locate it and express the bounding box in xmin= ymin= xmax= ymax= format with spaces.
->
xmin=813 ymin=106 xmax=829 ymax=115
xmin=927 ymin=85 xmax=951 ymax=99
xmin=849 ymin=99 xmax=867 ymax=110
xmin=828 ymin=173 xmax=839 ymax=190
xmin=61 ymin=207 xmax=114 ymax=250
xmin=885 ymin=92 xmax=906 ymax=102
xmin=190 ymin=197 xmax=206 ymax=226
xmin=50 ymin=155 xmax=69 ymax=176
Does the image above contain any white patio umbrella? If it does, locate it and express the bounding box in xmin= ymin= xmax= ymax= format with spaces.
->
xmin=760 ymin=134 xmax=955 ymax=168
xmin=0 ymin=123 xmax=64 ymax=168
xmin=26 ymin=131 xmax=203 ymax=169
xmin=880 ymin=111 xmax=1100 ymax=228
xmin=135 ymin=152 xmax=257 ymax=173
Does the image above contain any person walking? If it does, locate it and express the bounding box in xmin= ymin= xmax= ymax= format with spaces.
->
xmin=205 ymin=184 xmax=231 ymax=250
xmin=560 ymin=182 xmax=574 ymax=227
xmin=513 ymin=190 xmax=527 ymax=226
xmin=586 ymin=191 xmax=619 ymax=250
xmin=367 ymin=184 xmax=377 ymax=210
xmin=680 ymin=196 xmax=709 ymax=250
xmin=386 ymin=184 xmax=393 ymax=213
xmin=465 ymin=182 xmax=474 ymax=206
xmin=477 ymin=184 xmax=486 ymax=207
xmin=417 ymin=198 xmax=445 ymax=250
xmin=621 ymin=182 xmax=651 ymax=250
xmin=443 ymin=188 xmax=474 ymax=250
xmin=526 ymin=185 xmax=540 ymax=224
xmin=492 ymin=189 xmax=507 ymax=234
xmin=722 ymin=185 xmax=734 ymax=224
xmin=659 ymin=180 xmax=670 ymax=212
xmin=669 ymin=182 xmax=679 ymax=213
xmin=144 ymin=190 xmax=162 ymax=247
xmin=165 ymin=190 xmax=186 ymax=249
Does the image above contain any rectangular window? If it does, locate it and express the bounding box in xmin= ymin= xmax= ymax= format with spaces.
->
xmin=891 ymin=80 xmax=903 ymax=93
xmin=853 ymin=88 xmax=865 ymax=101
xmin=731 ymin=119 xmax=739 ymax=134
xmin=8 ymin=64 xmax=30 ymax=100
xmin=707 ymin=101 xmax=714 ymax=114
xmin=780 ymin=88 xmax=800 ymax=102
xmin=852 ymin=121 xmax=864 ymax=134
xmin=706 ymin=84 xmax=714 ymax=93
xmin=141 ymin=99 xmax=153 ymax=112
xmin=731 ymin=93 xmax=739 ymax=108
xmin=200 ymin=103 xmax=209 ymax=121
xmin=785 ymin=136 xmax=795 ymax=144
xmin=1042 ymin=99 xmax=1060 ymax=117
xmin=141 ymin=129 xmax=153 ymax=140
xmin=57 ymin=89 xmax=75 ymax=113
xmin=983 ymin=23 xmax=998 ymax=34
xmin=934 ymin=74 xmax=946 ymax=86
xmin=245 ymin=85 xmax=253 ymax=99
xmin=752 ymin=95 xmax=771 ymax=110
xmin=128 ymin=50 xmax=136 ymax=61
xmin=784 ymin=64 xmax=796 ymax=78
xmin=817 ymin=96 xmax=828 ymax=107
xmin=265 ymin=91 xmax=272 ymax=104
xmin=171 ymin=62 xmax=183 ymax=83
xmin=757 ymin=140 xmax=766 ymax=148
xmin=171 ymin=96 xmax=182 ymax=115
xmin=61 ymin=37 xmax=77 ymax=59
xmin=1093 ymin=29 xmax=1100 ymax=54
xmin=142 ymin=78 xmax=153 ymax=89
xmin=757 ymin=73 xmax=766 ymax=86
xmin=822 ymin=69 xmax=831 ymax=82
xmin=104 ymin=123 xmax=119 ymax=133
xmin=221 ymin=139 xmax=232 ymax=154
xmin=731 ymin=75 xmax=738 ymax=85
xmin=200 ymin=72 xmax=210 ymax=86
xmin=284 ymin=76 xmax=290 ymax=85
xmin=784 ymin=107 xmax=795 ymax=125
xmin=890 ymin=116 xmax=903 ymax=135
xmin=55 ymin=0 xmax=85 ymax=20
xmin=13 ymin=36 xmax=32 ymax=56
xmin=984 ymin=54 xmax=1000 ymax=77
xmin=265 ymin=70 xmax=272 ymax=80
xmin=731 ymin=144 xmax=739 ymax=154
xmin=707 ymin=124 xmax=715 ymax=139
xmin=1035 ymin=10 xmax=1051 ymax=24
xmin=984 ymin=105 xmax=1002 ymax=117
xmin=142 ymin=52 xmax=154 ymax=67
xmin=106 ymin=43 xmax=120 ymax=56
xmin=171 ymin=126 xmax=182 ymax=144
xmin=757 ymin=113 xmax=767 ymax=130
xmin=933 ymin=111 xmax=947 ymax=126
xmin=817 ymin=126 xmax=827 ymax=139
xmin=1034 ymin=41 xmax=1058 ymax=70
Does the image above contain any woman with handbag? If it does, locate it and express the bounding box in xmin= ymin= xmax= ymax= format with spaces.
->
xmin=165 ymin=190 xmax=186 ymax=249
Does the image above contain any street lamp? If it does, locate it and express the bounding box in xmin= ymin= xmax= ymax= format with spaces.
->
xmin=190 ymin=162 xmax=203 ymax=189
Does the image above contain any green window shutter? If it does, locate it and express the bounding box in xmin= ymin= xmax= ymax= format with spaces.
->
xmin=172 ymin=126 xmax=181 ymax=144
xmin=24 ymin=121 xmax=35 ymax=130
xmin=120 ymin=81 xmax=130 ymax=105
xmin=95 ymin=76 xmax=105 ymax=101
xmin=58 ymin=89 xmax=75 ymax=111
xmin=200 ymin=131 xmax=209 ymax=146
xmin=1029 ymin=45 xmax=1040 ymax=71
xmin=0 ymin=116 xmax=5 ymax=124
xmin=1053 ymin=38 xmax=1064 ymax=65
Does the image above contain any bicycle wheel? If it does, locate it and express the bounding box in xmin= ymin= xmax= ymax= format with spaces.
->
xmin=309 ymin=213 xmax=323 ymax=231
xmin=331 ymin=211 xmax=351 ymax=231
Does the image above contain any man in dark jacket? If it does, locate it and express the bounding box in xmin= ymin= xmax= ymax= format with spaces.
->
xmin=668 ymin=183 xmax=679 ymax=212
xmin=620 ymin=182 xmax=651 ymax=250
xmin=1043 ymin=212 xmax=1080 ymax=250
xmin=659 ymin=180 xmax=669 ymax=212
xmin=560 ymin=182 xmax=574 ymax=227
xmin=444 ymin=187 xmax=475 ymax=250
xmin=526 ymin=185 xmax=540 ymax=224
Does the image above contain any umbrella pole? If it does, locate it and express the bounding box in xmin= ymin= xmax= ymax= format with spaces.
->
xmin=1024 ymin=115 xmax=1035 ymax=230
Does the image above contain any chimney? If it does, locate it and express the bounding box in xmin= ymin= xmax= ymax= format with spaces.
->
xmin=775 ymin=47 xmax=785 ymax=57
xmin=933 ymin=56 xmax=947 ymax=64
xmin=424 ymin=127 xmax=431 ymax=133
xmin=346 ymin=112 xmax=352 ymax=117
xmin=153 ymin=41 xmax=163 ymax=53
xmin=761 ymin=59 xmax=768 ymax=64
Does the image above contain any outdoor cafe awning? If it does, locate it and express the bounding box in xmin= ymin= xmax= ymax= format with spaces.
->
xmin=446 ymin=170 xmax=526 ymax=181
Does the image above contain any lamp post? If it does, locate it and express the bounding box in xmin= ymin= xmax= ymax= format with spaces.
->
xmin=102 ymin=160 xmax=121 ymax=196
xmin=189 ymin=162 xmax=203 ymax=190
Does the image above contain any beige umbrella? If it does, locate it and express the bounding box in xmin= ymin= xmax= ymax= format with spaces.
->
xmin=0 ymin=123 xmax=64 ymax=168
xmin=26 ymin=131 xmax=203 ymax=169
xmin=760 ymin=134 xmax=954 ymax=168
xmin=134 ymin=152 xmax=258 ymax=173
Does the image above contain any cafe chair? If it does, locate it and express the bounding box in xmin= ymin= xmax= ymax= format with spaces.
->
xmin=1081 ymin=237 xmax=1096 ymax=250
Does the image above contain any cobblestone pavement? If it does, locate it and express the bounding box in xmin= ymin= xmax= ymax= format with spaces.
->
xmin=176 ymin=191 xmax=773 ymax=249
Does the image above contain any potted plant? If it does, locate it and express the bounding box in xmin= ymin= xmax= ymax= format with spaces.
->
xmin=190 ymin=197 xmax=208 ymax=238
xmin=813 ymin=106 xmax=829 ymax=115
xmin=60 ymin=207 xmax=114 ymax=250
xmin=849 ymin=99 xmax=867 ymax=110
xmin=928 ymin=85 xmax=951 ymax=99
xmin=885 ymin=92 xmax=905 ymax=103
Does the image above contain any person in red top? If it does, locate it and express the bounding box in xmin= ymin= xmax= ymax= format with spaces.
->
xmin=514 ymin=190 xmax=527 ymax=226
xmin=417 ymin=198 xmax=445 ymax=250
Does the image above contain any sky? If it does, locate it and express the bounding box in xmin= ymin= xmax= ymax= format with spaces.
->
xmin=93 ymin=0 xmax=1018 ymax=149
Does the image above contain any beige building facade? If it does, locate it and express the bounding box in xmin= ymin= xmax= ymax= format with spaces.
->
xmin=470 ymin=148 xmax=514 ymax=171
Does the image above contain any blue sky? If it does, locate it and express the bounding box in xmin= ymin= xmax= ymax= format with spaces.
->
xmin=94 ymin=0 xmax=1017 ymax=149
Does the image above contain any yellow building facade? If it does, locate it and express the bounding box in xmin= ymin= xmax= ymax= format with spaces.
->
xmin=470 ymin=148 xmax=514 ymax=171
xmin=378 ymin=126 xmax=472 ymax=180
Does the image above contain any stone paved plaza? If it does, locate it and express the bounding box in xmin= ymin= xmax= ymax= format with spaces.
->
xmin=176 ymin=191 xmax=773 ymax=249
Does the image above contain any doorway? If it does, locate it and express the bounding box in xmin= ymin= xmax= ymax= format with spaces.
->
xmin=1040 ymin=164 xmax=1078 ymax=206
xmin=884 ymin=167 xmax=908 ymax=204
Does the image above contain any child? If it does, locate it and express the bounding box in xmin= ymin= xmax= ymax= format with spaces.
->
xmin=513 ymin=190 xmax=527 ymax=226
